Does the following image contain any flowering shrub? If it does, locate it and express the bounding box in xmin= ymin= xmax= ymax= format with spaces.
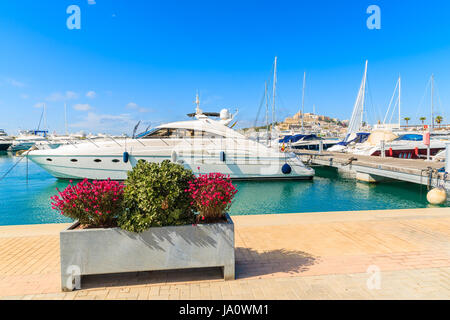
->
xmin=51 ymin=178 xmax=124 ymax=228
xmin=186 ymin=172 xmax=237 ymax=222
xmin=118 ymin=160 xmax=196 ymax=232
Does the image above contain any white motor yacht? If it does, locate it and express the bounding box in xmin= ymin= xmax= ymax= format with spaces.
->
xmin=27 ymin=108 xmax=315 ymax=180
xmin=347 ymin=131 xmax=446 ymax=159
xmin=10 ymin=130 xmax=49 ymax=152
xmin=0 ymin=129 xmax=13 ymax=151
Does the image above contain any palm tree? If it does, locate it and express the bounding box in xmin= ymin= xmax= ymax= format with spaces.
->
xmin=419 ymin=117 xmax=426 ymax=125
xmin=435 ymin=116 xmax=443 ymax=128
xmin=404 ymin=117 xmax=411 ymax=126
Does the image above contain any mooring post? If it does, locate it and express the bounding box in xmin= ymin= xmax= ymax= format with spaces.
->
xmin=380 ymin=140 xmax=385 ymax=158
xmin=319 ymin=140 xmax=323 ymax=154
xmin=446 ymin=143 xmax=450 ymax=173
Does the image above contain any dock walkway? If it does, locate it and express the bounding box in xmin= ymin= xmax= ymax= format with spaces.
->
xmin=295 ymin=150 xmax=449 ymax=190
xmin=1 ymin=208 xmax=450 ymax=300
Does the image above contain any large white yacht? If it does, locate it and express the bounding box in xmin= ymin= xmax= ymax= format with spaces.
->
xmin=27 ymin=107 xmax=314 ymax=180
xmin=10 ymin=130 xmax=49 ymax=151
xmin=0 ymin=129 xmax=13 ymax=151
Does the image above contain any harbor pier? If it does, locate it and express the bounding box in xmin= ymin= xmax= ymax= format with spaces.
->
xmin=295 ymin=150 xmax=450 ymax=190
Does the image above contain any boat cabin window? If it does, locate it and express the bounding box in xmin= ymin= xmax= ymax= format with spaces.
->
xmin=141 ymin=128 xmax=223 ymax=139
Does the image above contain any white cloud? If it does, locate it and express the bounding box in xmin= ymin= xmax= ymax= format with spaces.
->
xmin=70 ymin=112 xmax=136 ymax=134
xmin=46 ymin=91 xmax=79 ymax=102
xmin=126 ymin=102 xmax=138 ymax=109
xmin=66 ymin=91 xmax=78 ymax=99
xmin=87 ymin=0 xmax=96 ymax=5
xmin=126 ymin=102 xmax=151 ymax=113
xmin=7 ymin=78 xmax=25 ymax=88
xmin=73 ymin=104 xmax=92 ymax=111
xmin=33 ymin=102 xmax=45 ymax=108
xmin=86 ymin=91 xmax=96 ymax=99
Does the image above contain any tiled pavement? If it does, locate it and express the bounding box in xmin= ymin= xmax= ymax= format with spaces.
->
xmin=1 ymin=208 xmax=450 ymax=300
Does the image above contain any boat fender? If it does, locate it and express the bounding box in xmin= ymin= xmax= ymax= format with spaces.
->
xmin=171 ymin=150 xmax=177 ymax=163
xmin=414 ymin=147 xmax=419 ymax=157
xmin=282 ymin=163 xmax=291 ymax=174
xmin=123 ymin=151 xmax=129 ymax=163
xmin=389 ymin=148 xmax=393 ymax=157
xmin=220 ymin=151 xmax=226 ymax=162
xmin=427 ymin=187 xmax=447 ymax=205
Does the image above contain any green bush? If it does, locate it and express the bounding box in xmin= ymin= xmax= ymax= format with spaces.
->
xmin=118 ymin=160 xmax=196 ymax=232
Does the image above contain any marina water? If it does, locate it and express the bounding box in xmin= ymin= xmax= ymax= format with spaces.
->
xmin=0 ymin=151 xmax=447 ymax=226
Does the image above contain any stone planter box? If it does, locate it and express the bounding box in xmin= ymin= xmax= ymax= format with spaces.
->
xmin=60 ymin=214 xmax=235 ymax=291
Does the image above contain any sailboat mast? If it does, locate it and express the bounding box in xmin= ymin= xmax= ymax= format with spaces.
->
xmin=301 ymin=71 xmax=306 ymax=133
xmin=64 ymin=103 xmax=68 ymax=135
xmin=271 ymin=56 xmax=277 ymax=133
xmin=265 ymin=81 xmax=269 ymax=134
xmin=431 ymin=74 xmax=434 ymax=131
xmin=360 ymin=60 xmax=368 ymax=129
xmin=398 ymin=75 xmax=401 ymax=128
xmin=43 ymin=103 xmax=47 ymax=131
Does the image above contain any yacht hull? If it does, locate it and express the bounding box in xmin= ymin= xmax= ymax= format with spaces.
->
xmin=0 ymin=142 xmax=12 ymax=151
xmin=10 ymin=142 xmax=35 ymax=152
xmin=27 ymin=153 xmax=314 ymax=180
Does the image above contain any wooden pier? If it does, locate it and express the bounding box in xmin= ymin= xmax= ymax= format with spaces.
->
xmin=294 ymin=150 xmax=450 ymax=190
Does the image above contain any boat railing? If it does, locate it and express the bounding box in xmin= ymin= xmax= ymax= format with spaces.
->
xmin=106 ymin=135 xmax=123 ymax=147
xmin=64 ymin=139 xmax=79 ymax=148
xmin=86 ymin=137 xmax=100 ymax=148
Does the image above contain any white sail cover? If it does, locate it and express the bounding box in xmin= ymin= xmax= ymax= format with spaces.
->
xmin=344 ymin=61 xmax=368 ymax=142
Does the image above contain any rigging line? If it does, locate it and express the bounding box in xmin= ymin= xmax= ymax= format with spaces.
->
xmin=433 ymin=83 xmax=446 ymax=118
xmin=37 ymin=107 xmax=44 ymax=131
xmin=414 ymin=77 xmax=431 ymax=122
xmin=365 ymin=75 xmax=379 ymax=125
xmin=383 ymin=79 xmax=399 ymax=124
xmin=389 ymin=98 xmax=399 ymax=125
xmin=252 ymin=62 xmax=276 ymax=128
xmin=275 ymin=86 xmax=288 ymax=124
xmin=253 ymin=83 xmax=268 ymax=128
xmin=364 ymin=75 xmax=373 ymax=125
xmin=0 ymin=148 xmax=36 ymax=183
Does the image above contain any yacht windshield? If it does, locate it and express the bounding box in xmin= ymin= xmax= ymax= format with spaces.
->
xmin=139 ymin=128 xmax=225 ymax=139
xmin=394 ymin=134 xmax=423 ymax=141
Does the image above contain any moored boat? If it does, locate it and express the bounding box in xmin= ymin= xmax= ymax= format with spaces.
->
xmin=27 ymin=107 xmax=315 ymax=180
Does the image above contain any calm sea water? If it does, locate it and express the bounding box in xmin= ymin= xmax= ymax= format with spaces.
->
xmin=0 ymin=151 xmax=447 ymax=226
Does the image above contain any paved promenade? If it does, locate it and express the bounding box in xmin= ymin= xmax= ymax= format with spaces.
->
xmin=1 ymin=208 xmax=450 ymax=299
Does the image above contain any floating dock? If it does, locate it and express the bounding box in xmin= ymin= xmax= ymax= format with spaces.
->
xmin=295 ymin=150 xmax=450 ymax=190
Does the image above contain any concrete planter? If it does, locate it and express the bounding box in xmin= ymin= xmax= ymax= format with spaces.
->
xmin=60 ymin=214 xmax=235 ymax=291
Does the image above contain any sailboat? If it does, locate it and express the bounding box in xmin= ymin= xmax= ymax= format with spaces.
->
xmin=374 ymin=75 xmax=402 ymax=131
xmin=338 ymin=73 xmax=446 ymax=159
xmin=328 ymin=60 xmax=370 ymax=152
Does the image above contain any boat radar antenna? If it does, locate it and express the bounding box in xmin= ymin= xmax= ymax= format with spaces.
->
xmin=193 ymin=91 xmax=208 ymax=120
xmin=195 ymin=91 xmax=202 ymax=115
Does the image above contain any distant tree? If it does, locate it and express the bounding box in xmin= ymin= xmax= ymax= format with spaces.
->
xmin=435 ymin=116 xmax=443 ymax=128
xmin=404 ymin=117 xmax=411 ymax=125
xmin=419 ymin=117 xmax=426 ymax=125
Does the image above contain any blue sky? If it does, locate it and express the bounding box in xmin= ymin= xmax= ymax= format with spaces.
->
xmin=1 ymin=0 xmax=450 ymax=135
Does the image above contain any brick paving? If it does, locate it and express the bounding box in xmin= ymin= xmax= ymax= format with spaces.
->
xmin=1 ymin=208 xmax=450 ymax=300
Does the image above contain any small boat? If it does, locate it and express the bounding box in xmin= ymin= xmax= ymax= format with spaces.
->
xmin=289 ymin=134 xmax=339 ymax=151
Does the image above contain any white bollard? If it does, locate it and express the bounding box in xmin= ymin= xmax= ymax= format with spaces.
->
xmin=319 ymin=140 xmax=323 ymax=154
